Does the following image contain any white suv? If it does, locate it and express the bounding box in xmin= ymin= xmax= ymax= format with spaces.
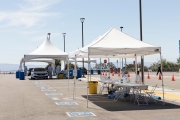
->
xmin=31 ymin=68 xmax=48 ymax=79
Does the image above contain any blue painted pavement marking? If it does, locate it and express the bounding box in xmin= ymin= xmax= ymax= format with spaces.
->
xmin=41 ymin=89 xmax=56 ymax=92
xmin=55 ymin=102 xmax=78 ymax=105
xmin=45 ymin=93 xmax=63 ymax=96
xmin=50 ymin=97 xmax=60 ymax=100
xmin=66 ymin=112 xmax=96 ymax=117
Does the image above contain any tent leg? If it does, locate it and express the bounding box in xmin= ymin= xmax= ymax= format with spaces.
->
xmin=160 ymin=53 xmax=165 ymax=105
xmin=135 ymin=54 xmax=137 ymax=79
xmin=67 ymin=58 xmax=69 ymax=94
xmin=73 ymin=55 xmax=77 ymax=100
xmin=108 ymin=58 xmax=110 ymax=78
xmin=87 ymin=49 xmax=90 ymax=108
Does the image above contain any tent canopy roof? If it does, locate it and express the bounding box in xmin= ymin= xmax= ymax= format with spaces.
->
xmin=69 ymin=28 xmax=161 ymax=58
xmin=24 ymin=38 xmax=68 ymax=61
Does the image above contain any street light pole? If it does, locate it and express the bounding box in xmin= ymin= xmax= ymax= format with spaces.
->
xmin=80 ymin=18 xmax=85 ymax=78
xmin=139 ymin=0 xmax=144 ymax=84
xmin=62 ymin=33 xmax=66 ymax=52
xmin=120 ymin=27 xmax=125 ymax=70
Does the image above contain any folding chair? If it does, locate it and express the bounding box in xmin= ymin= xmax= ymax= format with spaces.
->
xmin=98 ymin=76 xmax=109 ymax=94
xmin=134 ymin=86 xmax=148 ymax=105
xmin=145 ymin=84 xmax=158 ymax=102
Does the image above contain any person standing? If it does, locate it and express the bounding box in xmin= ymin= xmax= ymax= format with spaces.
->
xmin=48 ymin=64 xmax=53 ymax=79
xmin=56 ymin=64 xmax=61 ymax=78
xmin=133 ymin=71 xmax=142 ymax=84
xmin=156 ymin=64 xmax=162 ymax=76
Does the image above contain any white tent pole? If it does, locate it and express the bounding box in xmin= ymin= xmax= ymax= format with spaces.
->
xmin=108 ymin=58 xmax=110 ymax=78
xmin=75 ymin=56 xmax=77 ymax=99
xmin=100 ymin=58 xmax=101 ymax=73
xmin=73 ymin=55 xmax=77 ymax=100
xmin=160 ymin=53 xmax=165 ymax=105
xmin=135 ymin=54 xmax=137 ymax=79
xmin=87 ymin=48 xmax=90 ymax=108
xmin=67 ymin=58 xmax=69 ymax=94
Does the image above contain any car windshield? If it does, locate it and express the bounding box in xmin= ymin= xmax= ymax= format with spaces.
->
xmin=34 ymin=68 xmax=45 ymax=71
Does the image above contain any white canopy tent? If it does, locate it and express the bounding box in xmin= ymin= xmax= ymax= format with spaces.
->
xmin=24 ymin=38 xmax=68 ymax=61
xmin=69 ymin=58 xmax=96 ymax=63
xmin=23 ymin=37 xmax=70 ymax=93
xmin=71 ymin=27 xmax=164 ymax=107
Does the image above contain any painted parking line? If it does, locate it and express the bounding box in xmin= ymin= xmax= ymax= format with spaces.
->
xmin=55 ymin=102 xmax=78 ymax=105
xmin=63 ymin=97 xmax=85 ymax=100
xmin=66 ymin=112 xmax=96 ymax=117
xmin=50 ymin=97 xmax=60 ymax=100
xmin=45 ymin=93 xmax=63 ymax=96
xmin=41 ymin=89 xmax=56 ymax=92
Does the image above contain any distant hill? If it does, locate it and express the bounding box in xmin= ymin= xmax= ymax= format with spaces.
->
xmin=0 ymin=64 xmax=46 ymax=71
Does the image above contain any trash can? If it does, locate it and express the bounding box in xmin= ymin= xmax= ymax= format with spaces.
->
xmin=88 ymin=81 xmax=98 ymax=94
xmin=90 ymin=70 xmax=93 ymax=74
xmin=19 ymin=72 xmax=24 ymax=80
xmin=16 ymin=71 xmax=19 ymax=78
xmin=97 ymin=70 xmax=101 ymax=75
xmin=59 ymin=73 xmax=64 ymax=79
xmin=69 ymin=70 xmax=73 ymax=78
xmin=77 ymin=69 xmax=82 ymax=78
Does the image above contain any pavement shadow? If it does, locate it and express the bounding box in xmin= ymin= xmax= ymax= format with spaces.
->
xmin=82 ymin=94 xmax=180 ymax=111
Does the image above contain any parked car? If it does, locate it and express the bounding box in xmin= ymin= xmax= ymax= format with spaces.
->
xmin=31 ymin=68 xmax=48 ymax=79
xmin=79 ymin=67 xmax=87 ymax=75
xmin=27 ymin=68 xmax=33 ymax=76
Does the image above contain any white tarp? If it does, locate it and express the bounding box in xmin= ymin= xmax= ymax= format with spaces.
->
xmin=69 ymin=58 xmax=96 ymax=63
xmin=24 ymin=38 xmax=68 ymax=61
xmin=69 ymin=28 xmax=161 ymax=58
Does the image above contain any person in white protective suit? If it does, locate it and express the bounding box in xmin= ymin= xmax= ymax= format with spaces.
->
xmin=48 ymin=64 xmax=53 ymax=79
xmin=133 ymin=71 xmax=142 ymax=84
xmin=56 ymin=65 xmax=61 ymax=78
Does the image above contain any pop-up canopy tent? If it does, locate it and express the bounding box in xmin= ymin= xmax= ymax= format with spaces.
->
xmin=69 ymin=58 xmax=96 ymax=63
xmin=71 ymin=27 xmax=164 ymax=107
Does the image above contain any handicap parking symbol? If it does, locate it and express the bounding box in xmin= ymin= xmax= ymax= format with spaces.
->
xmin=55 ymin=102 xmax=78 ymax=105
xmin=66 ymin=112 xmax=96 ymax=117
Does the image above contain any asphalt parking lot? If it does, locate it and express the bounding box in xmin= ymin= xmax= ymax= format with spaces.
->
xmin=0 ymin=74 xmax=180 ymax=120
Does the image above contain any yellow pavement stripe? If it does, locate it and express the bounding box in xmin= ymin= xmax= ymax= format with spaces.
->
xmin=143 ymin=90 xmax=180 ymax=100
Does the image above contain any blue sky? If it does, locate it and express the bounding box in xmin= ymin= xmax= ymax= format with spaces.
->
xmin=0 ymin=0 xmax=180 ymax=66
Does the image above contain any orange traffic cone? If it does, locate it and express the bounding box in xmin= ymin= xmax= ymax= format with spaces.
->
xmin=112 ymin=72 xmax=114 ymax=76
xmin=105 ymin=72 xmax=107 ymax=76
xmin=128 ymin=73 xmax=130 ymax=77
xmin=171 ymin=74 xmax=175 ymax=81
xmin=147 ymin=72 xmax=150 ymax=79
xmin=118 ymin=72 xmax=120 ymax=77
xmin=158 ymin=73 xmax=161 ymax=80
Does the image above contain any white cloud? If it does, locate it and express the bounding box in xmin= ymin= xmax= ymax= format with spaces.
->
xmin=0 ymin=0 xmax=61 ymax=28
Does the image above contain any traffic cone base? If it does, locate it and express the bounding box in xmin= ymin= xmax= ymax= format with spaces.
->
xmin=112 ymin=72 xmax=114 ymax=76
xmin=158 ymin=73 xmax=161 ymax=80
xmin=147 ymin=73 xmax=150 ymax=79
xmin=105 ymin=73 xmax=107 ymax=76
xmin=118 ymin=73 xmax=120 ymax=77
xmin=128 ymin=73 xmax=130 ymax=77
xmin=171 ymin=74 xmax=175 ymax=81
